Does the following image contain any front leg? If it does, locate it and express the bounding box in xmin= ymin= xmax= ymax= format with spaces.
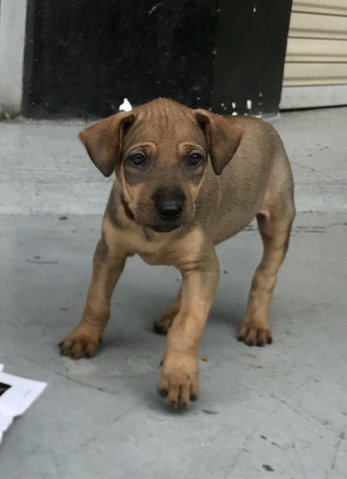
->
xmin=158 ymin=247 xmax=219 ymax=408
xmin=59 ymin=236 xmax=126 ymax=358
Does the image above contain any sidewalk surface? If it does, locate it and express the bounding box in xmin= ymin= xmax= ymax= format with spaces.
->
xmin=0 ymin=107 xmax=346 ymax=479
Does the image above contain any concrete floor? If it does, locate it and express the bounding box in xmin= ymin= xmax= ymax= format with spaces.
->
xmin=0 ymin=108 xmax=347 ymax=478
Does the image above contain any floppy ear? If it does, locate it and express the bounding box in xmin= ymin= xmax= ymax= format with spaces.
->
xmin=194 ymin=109 xmax=243 ymax=175
xmin=79 ymin=111 xmax=135 ymax=177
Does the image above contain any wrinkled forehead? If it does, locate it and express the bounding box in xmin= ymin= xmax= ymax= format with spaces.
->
xmin=123 ymin=104 xmax=206 ymax=148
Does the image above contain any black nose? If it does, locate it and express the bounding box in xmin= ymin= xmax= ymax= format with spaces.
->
xmin=158 ymin=201 xmax=183 ymax=221
xmin=153 ymin=188 xmax=186 ymax=222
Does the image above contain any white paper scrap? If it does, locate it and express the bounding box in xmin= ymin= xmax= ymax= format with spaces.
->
xmin=0 ymin=367 xmax=47 ymax=444
xmin=119 ymin=98 xmax=133 ymax=112
xmin=0 ymin=415 xmax=13 ymax=444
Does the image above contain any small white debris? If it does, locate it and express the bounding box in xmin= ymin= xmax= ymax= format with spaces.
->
xmin=231 ymin=102 xmax=238 ymax=115
xmin=119 ymin=98 xmax=133 ymax=112
xmin=253 ymin=6 xmax=257 ymax=14
xmin=246 ymin=99 xmax=252 ymax=110
xmin=148 ymin=2 xmax=163 ymax=15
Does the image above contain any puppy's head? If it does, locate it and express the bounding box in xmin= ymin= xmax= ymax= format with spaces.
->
xmin=79 ymin=99 xmax=242 ymax=232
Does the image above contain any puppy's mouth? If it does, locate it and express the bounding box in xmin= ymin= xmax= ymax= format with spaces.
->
xmin=149 ymin=223 xmax=182 ymax=233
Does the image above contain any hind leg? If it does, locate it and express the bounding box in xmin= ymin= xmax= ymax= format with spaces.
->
xmin=153 ymin=287 xmax=182 ymax=335
xmin=238 ymin=206 xmax=295 ymax=346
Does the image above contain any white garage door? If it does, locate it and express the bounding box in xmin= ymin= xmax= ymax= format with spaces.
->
xmin=280 ymin=0 xmax=347 ymax=109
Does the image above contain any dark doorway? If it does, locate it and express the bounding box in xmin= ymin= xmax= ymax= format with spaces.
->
xmin=23 ymin=0 xmax=292 ymax=118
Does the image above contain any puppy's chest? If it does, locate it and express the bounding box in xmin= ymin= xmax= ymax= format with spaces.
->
xmin=129 ymin=228 xmax=202 ymax=268
xmin=137 ymin=241 xmax=176 ymax=266
xmin=139 ymin=250 xmax=167 ymax=266
xmin=126 ymin=232 xmax=175 ymax=266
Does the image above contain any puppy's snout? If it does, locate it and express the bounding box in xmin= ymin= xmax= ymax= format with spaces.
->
xmin=153 ymin=189 xmax=186 ymax=223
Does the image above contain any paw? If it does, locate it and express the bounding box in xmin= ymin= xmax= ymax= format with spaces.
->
xmin=157 ymin=357 xmax=199 ymax=409
xmin=238 ymin=321 xmax=272 ymax=347
xmin=153 ymin=314 xmax=174 ymax=335
xmin=59 ymin=331 xmax=99 ymax=359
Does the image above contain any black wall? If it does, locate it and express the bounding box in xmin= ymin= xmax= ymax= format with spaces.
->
xmin=23 ymin=0 xmax=292 ymax=118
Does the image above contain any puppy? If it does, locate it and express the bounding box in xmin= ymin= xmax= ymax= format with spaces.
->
xmin=60 ymin=98 xmax=295 ymax=408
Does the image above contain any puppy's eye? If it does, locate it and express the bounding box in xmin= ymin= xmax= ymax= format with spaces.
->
xmin=186 ymin=152 xmax=204 ymax=168
xmin=128 ymin=153 xmax=148 ymax=168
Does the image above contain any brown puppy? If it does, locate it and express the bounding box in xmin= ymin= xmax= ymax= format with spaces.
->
xmin=59 ymin=98 xmax=295 ymax=408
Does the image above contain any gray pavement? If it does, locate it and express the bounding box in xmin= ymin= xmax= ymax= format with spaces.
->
xmin=0 ymin=107 xmax=347 ymax=478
